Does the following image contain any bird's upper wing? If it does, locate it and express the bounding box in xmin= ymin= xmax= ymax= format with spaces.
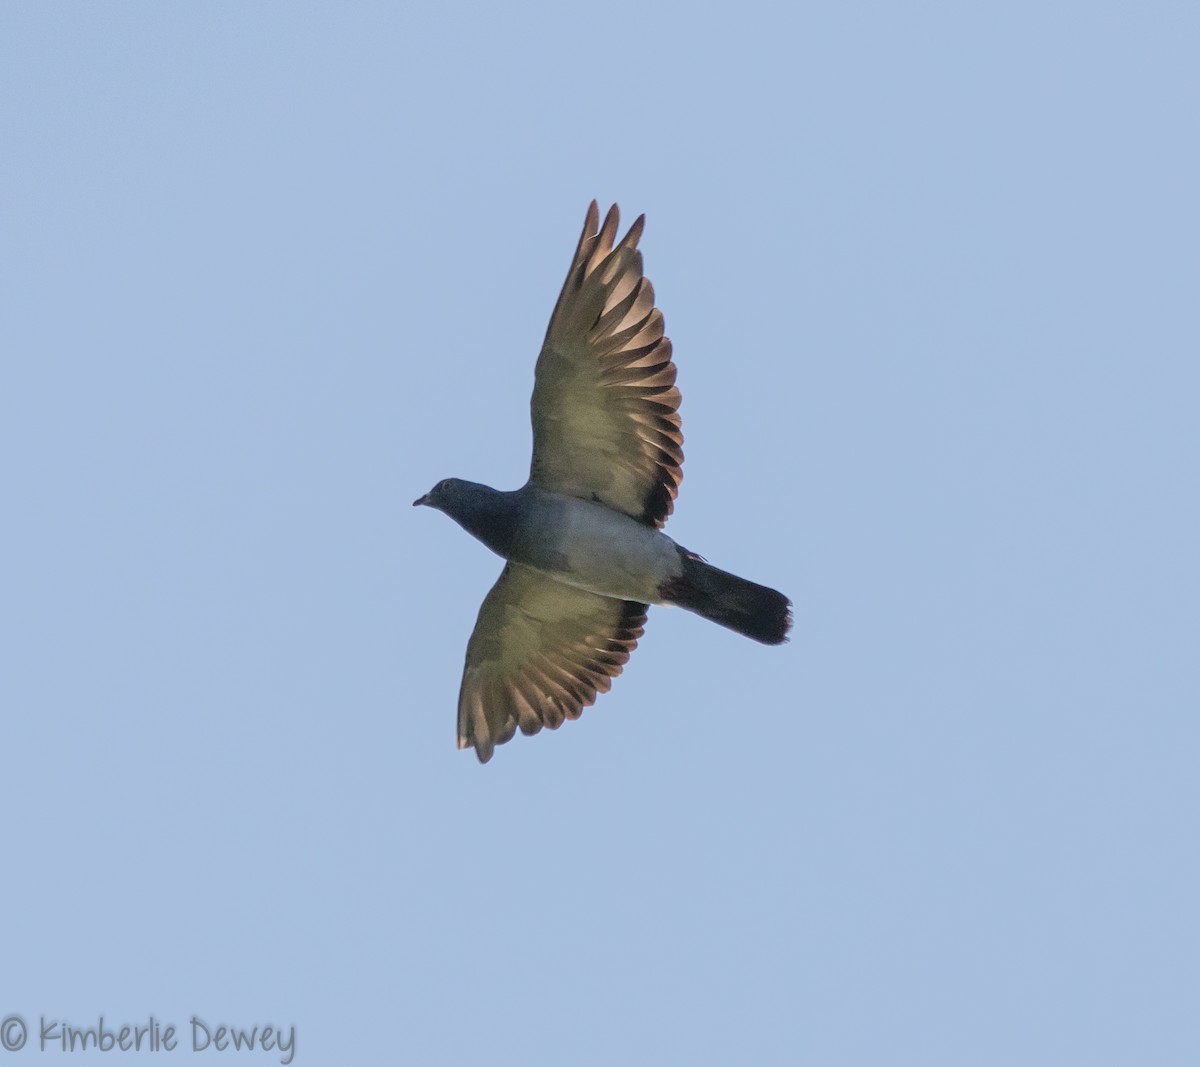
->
xmin=458 ymin=562 xmax=647 ymax=762
xmin=529 ymin=202 xmax=683 ymax=529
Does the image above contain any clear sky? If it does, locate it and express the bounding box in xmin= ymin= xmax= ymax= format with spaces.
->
xmin=2 ymin=3 xmax=1197 ymax=1065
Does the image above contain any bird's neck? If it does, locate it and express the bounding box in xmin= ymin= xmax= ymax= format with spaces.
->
xmin=447 ymin=485 xmax=521 ymax=559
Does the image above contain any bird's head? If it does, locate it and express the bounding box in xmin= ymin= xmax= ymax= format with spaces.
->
xmin=412 ymin=477 xmax=465 ymax=512
xmin=413 ymin=478 xmax=517 ymax=557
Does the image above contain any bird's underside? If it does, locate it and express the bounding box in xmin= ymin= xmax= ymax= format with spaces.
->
xmin=415 ymin=202 xmax=789 ymax=763
xmin=457 ymin=202 xmax=684 ymax=762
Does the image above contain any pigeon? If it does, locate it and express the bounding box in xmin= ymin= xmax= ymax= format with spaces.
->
xmin=415 ymin=202 xmax=791 ymax=762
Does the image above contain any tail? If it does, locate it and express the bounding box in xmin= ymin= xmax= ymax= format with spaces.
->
xmin=660 ymin=548 xmax=792 ymax=645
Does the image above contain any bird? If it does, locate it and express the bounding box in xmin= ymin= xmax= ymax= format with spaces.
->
xmin=414 ymin=202 xmax=791 ymax=762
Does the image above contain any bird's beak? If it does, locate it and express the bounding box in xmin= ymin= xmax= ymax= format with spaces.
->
xmin=413 ymin=494 xmax=430 ymax=507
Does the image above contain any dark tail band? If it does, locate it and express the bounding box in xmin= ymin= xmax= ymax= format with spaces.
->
xmin=660 ymin=548 xmax=792 ymax=645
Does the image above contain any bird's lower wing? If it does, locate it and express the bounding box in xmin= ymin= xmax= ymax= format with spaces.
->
xmin=457 ymin=562 xmax=647 ymax=762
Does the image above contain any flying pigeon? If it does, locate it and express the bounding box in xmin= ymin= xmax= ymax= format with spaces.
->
xmin=415 ymin=202 xmax=791 ymax=762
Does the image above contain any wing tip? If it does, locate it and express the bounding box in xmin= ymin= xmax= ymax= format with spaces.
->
xmin=459 ymin=732 xmax=495 ymax=764
xmin=621 ymin=212 xmax=646 ymax=251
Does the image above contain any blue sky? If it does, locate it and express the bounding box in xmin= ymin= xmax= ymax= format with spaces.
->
xmin=2 ymin=3 xmax=1197 ymax=1064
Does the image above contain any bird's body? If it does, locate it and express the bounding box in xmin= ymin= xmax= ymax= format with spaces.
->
xmin=415 ymin=203 xmax=792 ymax=762
xmin=418 ymin=480 xmax=683 ymax=603
xmin=536 ymin=489 xmax=681 ymax=604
